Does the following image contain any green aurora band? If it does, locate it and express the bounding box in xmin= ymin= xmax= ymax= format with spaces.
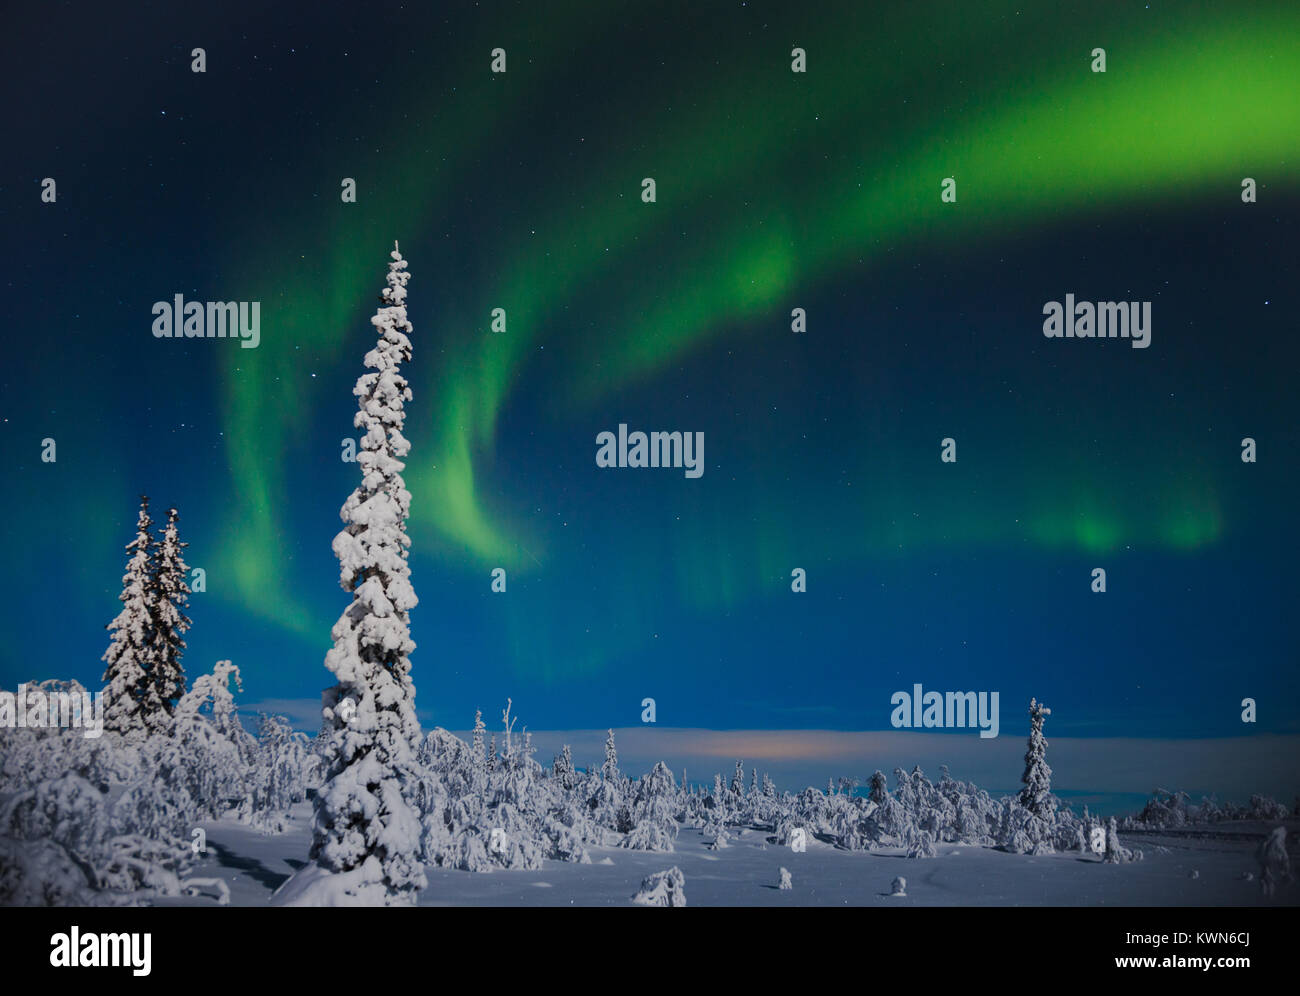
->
xmin=215 ymin=2 xmax=1299 ymax=633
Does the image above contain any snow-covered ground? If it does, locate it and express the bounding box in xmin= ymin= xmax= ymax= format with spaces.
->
xmin=176 ymin=803 xmax=1297 ymax=907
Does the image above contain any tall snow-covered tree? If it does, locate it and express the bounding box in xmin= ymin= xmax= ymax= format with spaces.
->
xmin=706 ymin=772 xmax=730 ymax=845
xmin=868 ymin=770 xmax=889 ymax=807
xmin=283 ymin=244 xmax=426 ymax=906
xmin=102 ymin=496 xmax=159 ymax=738
xmin=149 ymin=506 xmax=192 ymax=721
xmin=471 ymin=709 xmax=486 ymax=771
xmin=1019 ymin=697 xmax=1056 ymax=818
xmin=602 ymin=729 xmax=620 ymax=783
xmin=499 ymin=698 xmax=518 ymax=771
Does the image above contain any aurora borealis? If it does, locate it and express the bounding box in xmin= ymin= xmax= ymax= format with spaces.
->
xmin=2 ymin=1 xmax=1297 ymax=803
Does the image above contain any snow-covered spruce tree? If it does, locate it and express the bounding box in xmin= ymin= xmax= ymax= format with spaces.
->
xmin=866 ymin=769 xmax=904 ymax=843
xmin=726 ymin=761 xmax=748 ymax=824
xmin=149 ymin=506 xmax=192 ymax=723
xmin=1103 ymin=816 xmax=1141 ymax=864
xmin=471 ymin=709 xmax=486 ymax=773
xmin=1019 ymin=698 xmax=1056 ymax=819
xmin=277 ymin=244 xmax=426 ymax=906
xmin=553 ymin=744 xmax=576 ymax=791
xmin=731 ymin=760 xmax=746 ymax=799
xmin=990 ymin=699 xmax=1060 ymax=855
xmin=254 ymin=713 xmax=312 ymax=831
xmin=706 ymin=773 xmax=730 ymax=848
xmin=868 ymin=770 xmax=889 ymax=807
xmin=602 ymin=729 xmax=620 ymax=783
xmin=590 ymin=728 xmax=629 ymax=830
xmin=102 ymin=496 xmax=161 ymax=739
xmin=622 ymin=761 xmax=680 ymax=851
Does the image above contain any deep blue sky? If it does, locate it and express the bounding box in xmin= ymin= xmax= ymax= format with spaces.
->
xmin=1 ymin=2 xmax=1297 ymax=803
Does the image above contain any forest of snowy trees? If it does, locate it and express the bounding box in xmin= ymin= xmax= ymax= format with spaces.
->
xmin=7 ymin=678 xmax=1296 ymax=905
xmin=1 ymin=245 xmax=1292 ymax=906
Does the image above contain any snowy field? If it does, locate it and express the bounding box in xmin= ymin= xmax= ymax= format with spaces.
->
xmin=173 ymin=803 xmax=1298 ymax=907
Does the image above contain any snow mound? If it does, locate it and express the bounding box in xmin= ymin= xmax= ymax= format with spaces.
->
xmin=270 ymin=859 xmax=408 ymax=907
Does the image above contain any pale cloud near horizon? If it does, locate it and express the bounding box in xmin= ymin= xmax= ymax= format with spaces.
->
xmin=512 ymin=728 xmax=1300 ymax=803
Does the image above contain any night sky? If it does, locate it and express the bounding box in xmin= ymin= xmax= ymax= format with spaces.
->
xmin=3 ymin=1 xmax=1297 ymax=806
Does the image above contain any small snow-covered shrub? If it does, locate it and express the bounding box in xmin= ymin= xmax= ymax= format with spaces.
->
xmin=1103 ymin=818 xmax=1142 ymax=864
xmin=0 ymin=837 xmax=96 ymax=906
xmin=1124 ymin=790 xmax=1291 ymax=829
xmin=620 ymin=762 xmax=679 ymax=852
xmin=996 ymin=798 xmax=1057 ymax=856
xmin=1 ymin=773 xmax=111 ymax=868
xmin=1247 ymin=795 xmax=1290 ymax=821
xmin=1132 ymin=789 xmax=1191 ymax=828
xmin=98 ymin=833 xmax=193 ymax=895
xmin=769 ymin=814 xmax=803 ymax=848
xmin=632 ymin=866 xmax=686 ymax=907
xmin=247 ymin=713 xmax=311 ymax=832
xmin=905 ymin=827 xmax=938 ymax=859
xmin=1256 ymin=827 xmax=1291 ymax=896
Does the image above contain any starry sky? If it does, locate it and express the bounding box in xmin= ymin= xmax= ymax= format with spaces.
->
xmin=2 ymin=1 xmax=1297 ymax=805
